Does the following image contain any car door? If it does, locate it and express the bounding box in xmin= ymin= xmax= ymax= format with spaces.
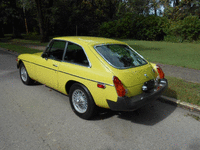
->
xmin=36 ymin=40 xmax=67 ymax=89
xmin=57 ymin=42 xmax=91 ymax=94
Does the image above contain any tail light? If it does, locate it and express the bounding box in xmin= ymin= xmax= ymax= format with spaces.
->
xmin=16 ymin=58 xmax=18 ymax=62
xmin=156 ymin=65 xmax=165 ymax=79
xmin=113 ymin=76 xmax=126 ymax=97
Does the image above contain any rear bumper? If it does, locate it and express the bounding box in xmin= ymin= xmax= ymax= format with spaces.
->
xmin=107 ymin=79 xmax=168 ymax=111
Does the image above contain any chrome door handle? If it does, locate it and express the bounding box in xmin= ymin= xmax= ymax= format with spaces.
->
xmin=53 ymin=64 xmax=58 ymax=67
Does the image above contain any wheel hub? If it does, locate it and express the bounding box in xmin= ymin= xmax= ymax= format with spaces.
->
xmin=72 ymin=89 xmax=88 ymax=113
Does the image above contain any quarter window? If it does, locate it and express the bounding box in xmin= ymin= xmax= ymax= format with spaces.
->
xmin=64 ymin=42 xmax=89 ymax=66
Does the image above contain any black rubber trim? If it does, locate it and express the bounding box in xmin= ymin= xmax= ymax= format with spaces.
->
xmin=107 ymin=79 xmax=168 ymax=111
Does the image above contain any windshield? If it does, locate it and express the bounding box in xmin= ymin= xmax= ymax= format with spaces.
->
xmin=95 ymin=44 xmax=147 ymax=69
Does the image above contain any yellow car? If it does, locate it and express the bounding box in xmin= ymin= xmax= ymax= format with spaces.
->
xmin=17 ymin=37 xmax=168 ymax=119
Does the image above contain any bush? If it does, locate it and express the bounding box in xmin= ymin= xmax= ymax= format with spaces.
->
xmin=167 ymin=16 xmax=200 ymax=42
xmin=99 ymin=14 xmax=166 ymax=41
xmin=99 ymin=20 xmax=117 ymax=38
xmin=164 ymin=35 xmax=183 ymax=43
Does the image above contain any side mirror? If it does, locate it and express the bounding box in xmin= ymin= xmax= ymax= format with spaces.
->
xmin=42 ymin=53 xmax=48 ymax=59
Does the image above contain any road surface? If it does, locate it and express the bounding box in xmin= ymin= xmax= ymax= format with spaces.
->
xmin=0 ymin=49 xmax=200 ymax=150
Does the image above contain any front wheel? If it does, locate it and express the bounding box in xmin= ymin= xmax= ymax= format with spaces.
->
xmin=19 ymin=63 xmax=34 ymax=85
xmin=69 ymin=83 xmax=97 ymax=120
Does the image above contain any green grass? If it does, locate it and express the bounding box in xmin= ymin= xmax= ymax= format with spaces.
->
xmin=0 ymin=42 xmax=41 ymax=54
xmin=0 ymin=34 xmax=48 ymax=46
xmin=11 ymin=39 xmax=48 ymax=46
xmin=163 ymin=76 xmax=200 ymax=106
xmin=122 ymin=40 xmax=200 ymax=70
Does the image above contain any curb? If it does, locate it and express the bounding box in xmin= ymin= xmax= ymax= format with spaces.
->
xmin=159 ymin=95 xmax=200 ymax=113
xmin=0 ymin=47 xmax=19 ymax=56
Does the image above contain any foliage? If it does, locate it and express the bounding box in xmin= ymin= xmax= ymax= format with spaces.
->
xmin=0 ymin=0 xmax=200 ymax=42
xmin=99 ymin=14 xmax=166 ymax=41
xmin=167 ymin=16 xmax=200 ymax=41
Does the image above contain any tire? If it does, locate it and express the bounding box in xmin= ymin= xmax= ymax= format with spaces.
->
xmin=19 ymin=62 xmax=34 ymax=85
xmin=69 ymin=83 xmax=97 ymax=120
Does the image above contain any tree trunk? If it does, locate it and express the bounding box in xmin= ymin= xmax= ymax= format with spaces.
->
xmin=0 ymin=21 xmax=4 ymax=38
xmin=174 ymin=0 xmax=179 ymax=7
xmin=10 ymin=0 xmax=22 ymax=38
xmin=12 ymin=17 xmax=22 ymax=38
xmin=154 ymin=7 xmax=157 ymax=16
xmin=34 ymin=0 xmax=49 ymax=43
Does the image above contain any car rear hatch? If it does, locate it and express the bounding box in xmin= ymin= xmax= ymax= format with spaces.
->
xmin=115 ymin=63 xmax=156 ymax=87
xmin=112 ymin=63 xmax=156 ymax=97
xmin=94 ymin=44 xmax=157 ymax=97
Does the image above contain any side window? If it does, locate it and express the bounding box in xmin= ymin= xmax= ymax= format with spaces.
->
xmin=48 ymin=40 xmax=66 ymax=61
xmin=64 ymin=42 xmax=89 ymax=66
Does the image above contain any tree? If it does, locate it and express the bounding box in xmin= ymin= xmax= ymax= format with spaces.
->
xmin=149 ymin=0 xmax=162 ymax=16
xmin=0 ymin=0 xmax=23 ymax=38
xmin=127 ymin=0 xmax=150 ymax=15
xmin=0 ymin=0 xmax=4 ymax=37
xmin=162 ymin=0 xmax=200 ymax=20
xmin=34 ymin=0 xmax=53 ymax=42
xmin=10 ymin=0 xmax=22 ymax=38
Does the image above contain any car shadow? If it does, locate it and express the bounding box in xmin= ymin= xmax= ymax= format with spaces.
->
xmin=28 ymin=81 xmax=43 ymax=86
xmin=93 ymin=100 xmax=177 ymax=125
xmin=162 ymin=87 xmax=178 ymax=99
xmin=40 ymin=84 xmax=177 ymax=125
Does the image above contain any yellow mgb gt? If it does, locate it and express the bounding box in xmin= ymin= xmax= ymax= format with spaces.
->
xmin=17 ymin=37 xmax=168 ymax=119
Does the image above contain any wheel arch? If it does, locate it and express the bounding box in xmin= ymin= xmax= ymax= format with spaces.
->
xmin=65 ymin=80 xmax=90 ymax=95
xmin=65 ymin=80 xmax=94 ymax=101
xmin=17 ymin=60 xmax=23 ymax=68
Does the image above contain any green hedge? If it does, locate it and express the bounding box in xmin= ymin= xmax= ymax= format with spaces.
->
xmin=99 ymin=14 xmax=200 ymax=42
xmin=99 ymin=14 xmax=166 ymax=41
xmin=167 ymin=16 xmax=200 ymax=42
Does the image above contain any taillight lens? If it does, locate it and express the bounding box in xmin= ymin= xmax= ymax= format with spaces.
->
xmin=16 ymin=58 xmax=18 ymax=62
xmin=97 ymin=83 xmax=106 ymax=89
xmin=113 ymin=76 xmax=126 ymax=97
xmin=156 ymin=65 xmax=165 ymax=79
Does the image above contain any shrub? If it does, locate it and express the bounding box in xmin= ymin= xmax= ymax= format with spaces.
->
xmin=167 ymin=16 xmax=200 ymax=42
xmin=99 ymin=14 xmax=166 ymax=41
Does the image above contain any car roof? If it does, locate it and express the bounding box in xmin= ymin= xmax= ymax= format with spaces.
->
xmin=53 ymin=36 xmax=126 ymax=46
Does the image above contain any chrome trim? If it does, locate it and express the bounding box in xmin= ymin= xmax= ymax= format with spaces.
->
xmin=64 ymin=40 xmax=92 ymax=68
xmin=41 ymin=39 xmax=92 ymax=68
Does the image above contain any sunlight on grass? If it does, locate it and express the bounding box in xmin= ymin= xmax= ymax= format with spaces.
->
xmin=163 ymin=76 xmax=200 ymax=106
xmin=122 ymin=40 xmax=200 ymax=70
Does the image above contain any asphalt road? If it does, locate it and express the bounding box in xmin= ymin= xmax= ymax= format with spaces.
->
xmin=0 ymin=49 xmax=200 ymax=150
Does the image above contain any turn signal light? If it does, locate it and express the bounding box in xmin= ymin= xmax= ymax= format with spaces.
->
xmin=113 ymin=76 xmax=126 ymax=97
xmin=156 ymin=65 xmax=165 ymax=79
xmin=97 ymin=83 xmax=106 ymax=89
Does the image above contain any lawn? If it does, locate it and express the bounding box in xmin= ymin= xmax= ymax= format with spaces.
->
xmin=122 ymin=40 xmax=200 ymax=70
xmin=163 ymin=76 xmax=200 ymax=106
xmin=0 ymin=42 xmax=40 ymax=54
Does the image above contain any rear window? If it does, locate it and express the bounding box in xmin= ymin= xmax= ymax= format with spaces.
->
xmin=95 ymin=44 xmax=147 ymax=69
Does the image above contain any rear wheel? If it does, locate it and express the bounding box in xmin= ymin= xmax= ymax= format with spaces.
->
xmin=19 ymin=63 xmax=34 ymax=85
xmin=69 ymin=83 xmax=97 ymax=120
